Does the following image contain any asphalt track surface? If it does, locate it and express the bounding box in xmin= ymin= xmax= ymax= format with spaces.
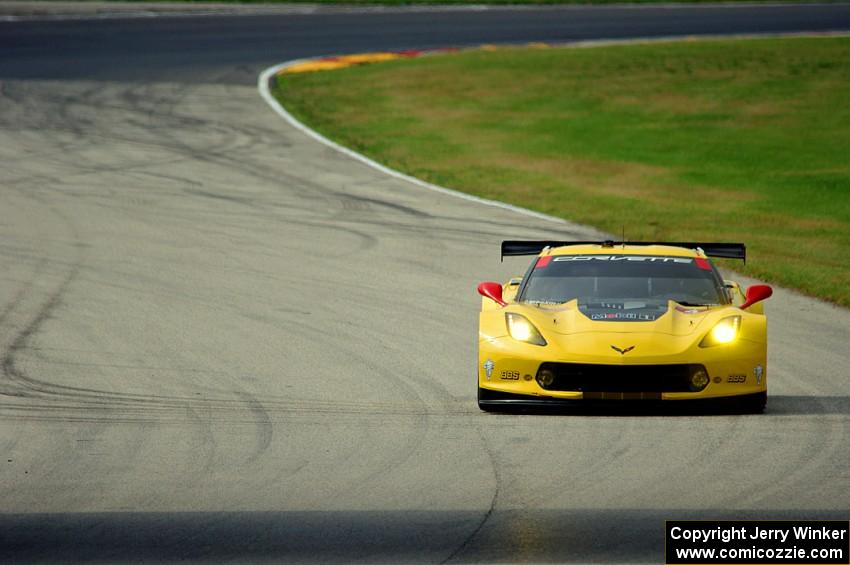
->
xmin=2 ymin=4 xmax=850 ymax=563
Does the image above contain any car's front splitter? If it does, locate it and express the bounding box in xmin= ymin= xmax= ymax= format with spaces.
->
xmin=478 ymin=387 xmax=767 ymax=414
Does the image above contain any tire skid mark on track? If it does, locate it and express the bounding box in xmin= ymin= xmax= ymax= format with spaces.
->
xmin=0 ymin=82 xmax=280 ymax=436
xmin=181 ymin=399 xmax=219 ymax=477
xmin=440 ymin=425 xmax=501 ymax=564
xmin=0 ymin=366 xmax=472 ymax=423
xmin=0 ymin=258 xmax=47 ymax=329
xmin=0 ymin=191 xmax=84 ymax=401
xmin=234 ymin=390 xmax=274 ymax=464
xmin=307 ymin=337 xmax=434 ymax=487
xmin=723 ymin=371 xmax=844 ymax=509
xmin=56 ymin=86 xmax=415 ymax=251
xmin=0 ymin=82 xmax=340 ymax=510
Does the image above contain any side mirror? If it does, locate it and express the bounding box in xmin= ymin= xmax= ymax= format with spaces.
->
xmin=740 ymin=284 xmax=773 ymax=310
xmin=723 ymin=280 xmax=740 ymax=302
xmin=477 ymin=281 xmax=507 ymax=307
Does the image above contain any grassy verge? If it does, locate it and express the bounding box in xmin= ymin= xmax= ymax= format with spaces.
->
xmin=274 ymin=37 xmax=850 ymax=307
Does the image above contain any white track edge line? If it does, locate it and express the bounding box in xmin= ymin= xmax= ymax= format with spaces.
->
xmin=257 ymin=31 xmax=850 ymax=228
xmin=258 ymin=60 xmax=573 ymax=225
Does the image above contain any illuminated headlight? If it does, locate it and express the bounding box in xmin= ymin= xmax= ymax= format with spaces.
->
xmin=505 ymin=313 xmax=547 ymax=346
xmin=700 ymin=316 xmax=741 ymax=347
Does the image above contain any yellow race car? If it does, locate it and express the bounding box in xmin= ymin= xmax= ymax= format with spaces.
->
xmin=477 ymin=241 xmax=773 ymax=413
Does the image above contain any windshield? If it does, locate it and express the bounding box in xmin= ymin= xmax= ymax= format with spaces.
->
xmin=519 ymin=254 xmax=728 ymax=311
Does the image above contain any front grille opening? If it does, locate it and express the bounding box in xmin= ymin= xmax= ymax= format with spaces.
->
xmin=536 ymin=363 xmax=708 ymax=393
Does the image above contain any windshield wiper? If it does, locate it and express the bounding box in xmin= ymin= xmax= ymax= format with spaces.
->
xmin=676 ymin=301 xmax=717 ymax=307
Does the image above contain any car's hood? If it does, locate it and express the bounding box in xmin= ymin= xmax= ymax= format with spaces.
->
xmin=517 ymin=299 xmax=723 ymax=337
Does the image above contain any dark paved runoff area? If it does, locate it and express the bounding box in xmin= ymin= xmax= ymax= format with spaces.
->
xmin=1 ymin=4 xmax=849 ymax=563
xmin=3 ymin=3 xmax=850 ymax=82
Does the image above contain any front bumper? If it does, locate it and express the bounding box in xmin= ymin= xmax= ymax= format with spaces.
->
xmin=478 ymin=336 xmax=767 ymax=402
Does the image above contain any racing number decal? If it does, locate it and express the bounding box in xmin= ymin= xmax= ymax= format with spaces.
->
xmin=500 ymin=370 xmax=520 ymax=380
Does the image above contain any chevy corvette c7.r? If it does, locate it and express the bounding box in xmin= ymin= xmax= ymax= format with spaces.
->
xmin=477 ymin=241 xmax=773 ymax=413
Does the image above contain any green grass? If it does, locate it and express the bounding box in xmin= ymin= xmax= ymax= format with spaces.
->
xmin=274 ymin=37 xmax=850 ymax=307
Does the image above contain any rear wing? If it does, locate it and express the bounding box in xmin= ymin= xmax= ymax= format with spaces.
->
xmin=500 ymin=240 xmax=746 ymax=263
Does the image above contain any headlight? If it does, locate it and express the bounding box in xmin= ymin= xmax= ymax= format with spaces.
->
xmin=700 ymin=316 xmax=741 ymax=347
xmin=505 ymin=313 xmax=547 ymax=346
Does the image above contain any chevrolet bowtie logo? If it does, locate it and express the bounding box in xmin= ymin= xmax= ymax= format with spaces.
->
xmin=611 ymin=345 xmax=636 ymax=355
